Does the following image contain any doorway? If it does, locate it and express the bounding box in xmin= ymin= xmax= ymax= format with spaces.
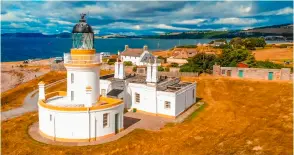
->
xmin=268 ymin=72 xmax=273 ymax=80
xmin=227 ymin=70 xmax=232 ymax=76
xmin=238 ymin=70 xmax=244 ymax=78
xmin=115 ymin=113 xmax=119 ymax=134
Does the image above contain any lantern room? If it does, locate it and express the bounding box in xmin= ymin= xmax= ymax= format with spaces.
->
xmin=72 ymin=13 xmax=94 ymax=49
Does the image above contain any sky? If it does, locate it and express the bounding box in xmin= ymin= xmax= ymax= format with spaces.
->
xmin=1 ymin=1 xmax=293 ymax=35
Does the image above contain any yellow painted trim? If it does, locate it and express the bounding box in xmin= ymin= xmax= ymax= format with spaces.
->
xmin=39 ymin=130 xmax=116 ymax=142
xmin=64 ymin=63 xmax=102 ymax=67
xmin=39 ymin=91 xmax=123 ymax=112
xmin=136 ymin=109 xmax=176 ymax=119
xmin=70 ymin=49 xmax=96 ymax=55
xmin=38 ymin=81 xmax=45 ymax=85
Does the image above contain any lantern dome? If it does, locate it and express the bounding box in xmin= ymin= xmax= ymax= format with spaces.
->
xmin=72 ymin=13 xmax=93 ymax=33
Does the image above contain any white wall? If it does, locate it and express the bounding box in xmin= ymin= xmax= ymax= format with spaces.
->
xmin=66 ymin=66 xmax=100 ymax=105
xmin=38 ymin=104 xmax=124 ymax=140
xmin=156 ymin=91 xmax=176 ymax=116
xmin=121 ymin=56 xmax=140 ymax=65
xmin=127 ymin=83 xmax=157 ymax=114
xmin=175 ymin=83 xmax=196 ymax=116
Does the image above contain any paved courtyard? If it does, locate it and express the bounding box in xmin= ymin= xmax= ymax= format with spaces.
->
xmin=29 ymin=111 xmax=173 ymax=146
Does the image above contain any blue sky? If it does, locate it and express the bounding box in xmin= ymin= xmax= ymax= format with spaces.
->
xmin=1 ymin=1 xmax=293 ymax=35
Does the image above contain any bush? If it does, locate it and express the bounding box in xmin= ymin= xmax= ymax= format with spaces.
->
xmin=255 ymin=60 xmax=284 ymax=69
xmin=164 ymin=67 xmax=170 ymax=72
xmin=279 ymin=44 xmax=288 ymax=48
xmin=132 ymin=66 xmax=137 ymax=72
xmin=157 ymin=66 xmax=164 ymax=71
xmin=158 ymin=56 xmax=167 ymax=63
xmin=107 ymin=61 xmax=115 ymax=65
xmin=170 ymin=63 xmax=179 ymax=67
xmin=123 ymin=61 xmax=133 ymax=66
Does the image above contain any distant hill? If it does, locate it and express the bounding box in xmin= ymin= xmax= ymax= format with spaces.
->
xmin=1 ymin=32 xmax=71 ymax=38
xmin=242 ymin=23 xmax=293 ymax=35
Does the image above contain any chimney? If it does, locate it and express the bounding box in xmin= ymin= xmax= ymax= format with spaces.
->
xmin=125 ymin=45 xmax=129 ymax=51
xmin=114 ymin=59 xmax=119 ymax=78
xmin=151 ymin=56 xmax=158 ymax=83
xmin=118 ymin=62 xmax=125 ymax=79
xmin=146 ymin=57 xmax=152 ymax=83
xmin=143 ymin=45 xmax=148 ymax=51
xmin=38 ymin=81 xmax=45 ymax=100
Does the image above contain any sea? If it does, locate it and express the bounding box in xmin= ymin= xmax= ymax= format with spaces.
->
xmin=0 ymin=37 xmax=285 ymax=62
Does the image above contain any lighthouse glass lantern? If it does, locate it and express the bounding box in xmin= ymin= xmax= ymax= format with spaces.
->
xmin=72 ymin=13 xmax=94 ymax=49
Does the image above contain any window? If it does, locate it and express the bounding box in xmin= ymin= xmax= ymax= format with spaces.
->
xmin=164 ymin=101 xmax=171 ymax=109
xmin=103 ymin=113 xmax=109 ymax=128
xmin=71 ymin=91 xmax=74 ymax=101
xmin=135 ymin=93 xmax=140 ymax=103
xmin=222 ymin=70 xmax=225 ymax=74
xmin=50 ymin=114 xmax=52 ymax=121
xmin=101 ymin=89 xmax=106 ymax=96
xmin=71 ymin=73 xmax=74 ymax=84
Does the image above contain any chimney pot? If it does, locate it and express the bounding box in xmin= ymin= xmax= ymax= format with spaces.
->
xmin=143 ymin=45 xmax=148 ymax=51
xmin=125 ymin=45 xmax=129 ymax=51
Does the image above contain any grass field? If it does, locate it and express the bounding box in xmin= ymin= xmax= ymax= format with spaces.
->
xmin=252 ymin=47 xmax=293 ymax=64
xmin=1 ymin=71 xmax=67 ymax=111
xmin=2 ymin=76 xmax=292 ymax=155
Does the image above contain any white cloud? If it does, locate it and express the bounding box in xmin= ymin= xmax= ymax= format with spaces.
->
xmin=10 ymin=23 xmax=28 ymax=28
xmin=149 ymin=24 xmax=192 ymax=31
xmin=173 ymin=19 xmax=207 ymax=25
xmin=49 ymin=19 xmax=74 ymax=25
xmin=213 ymin=18 xmax=267 ymax=25
xmin=133 ymin=25 xmax=141 ymax=30
xmin=152 ymin=31 xmax=165 ymax=34
xmin=1 ymin=12 xmax=39 ymax=22
xmin=259 ymin=7 xmax=293 ymax=16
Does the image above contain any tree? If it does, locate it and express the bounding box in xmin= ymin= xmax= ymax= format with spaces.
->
xmin=218 ymin=48 xmax=251 ymax=67
xmin=170 ymin=62 xmax=179 ymax=67
xmin=157 ymin=66 xmax=164 ymax=71
xmin=229 ymin=37 xmax=243 ymax=49
xmin=180 ymin=53 xmax=218 ymax=73
xmin=123 ymin=61 xmax=133 ymax=66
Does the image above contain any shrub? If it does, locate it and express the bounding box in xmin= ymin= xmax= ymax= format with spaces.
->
xmin=123 ymin=61 xmax=133 ymax=66
xmin=107 ymin=58 xmax=116 ymax=65
xmin=164 ymin=67 xmax=170 ymax=72
xmin=132 ymin=66 xmax=137 ymax=72
xmin=279 ymin=44 xmax=288 ymax=48
xmin=170 ymin=62 xmax=179 ymax=67
xmin=157 ymin=66 xmax=164 ymax=71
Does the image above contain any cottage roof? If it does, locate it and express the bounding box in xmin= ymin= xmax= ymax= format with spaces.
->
xmin=121 ymin=48 xmax=144 ymax=57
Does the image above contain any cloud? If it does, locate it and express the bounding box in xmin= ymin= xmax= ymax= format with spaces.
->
xmin=173 ymin=19 xmax=207 ymax=25
xmin=213 ymin=18 xmax=267 ymax=25
xmin=10 ymin=23 xmax=28 ymax=28
xmin=49 ymin=19 xmax=74 ymax=25
xmin=259 ymin=7 xmax=293 ymax=16
xmin=149 ymin=24 xmax=192 ymax=31
xmin=1 ymin=12 xmax=39 ymax=22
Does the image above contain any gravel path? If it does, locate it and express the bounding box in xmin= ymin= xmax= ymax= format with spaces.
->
xmin=1 ymin=79 xmax=66 ymax=121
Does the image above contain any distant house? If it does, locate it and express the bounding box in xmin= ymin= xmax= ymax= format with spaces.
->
xmin=237 ymin=62 xmax=249 ymax=68
xmin=167 ymin=47 xmax=198 ymax=64
xmin=120 ymin=45 xmax=158 ymax=66
xmin=54 ymin=57 xmax=63 ymax=63
xmin=212 ymin=41 xmax=226 ymax=47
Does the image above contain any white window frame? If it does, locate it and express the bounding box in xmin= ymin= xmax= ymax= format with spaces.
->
xmin=71 ymin=73 xmax=74 ymax=84
xmin=71 ymin=91 xmax=74 ymax=101
xmin=135 ymin=93 xmax=140 ymax=104
xmin=101 ymin=89 xmax=106 ymax=96
xmin=103 ymin=113 xmax=109 ymax=128
xmin=164 ymin=101 xmax=171 ymax=109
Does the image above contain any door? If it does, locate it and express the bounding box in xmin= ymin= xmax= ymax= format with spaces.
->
xmin=227 ymin=70 xmax=232 ymax=76
xmin=268 ymin=72 xmax=273 ymax=80
xmin=115 ymin=113 xmax=119 ymax=134
xmin=238 ymin=70 xmax=244 ymax=78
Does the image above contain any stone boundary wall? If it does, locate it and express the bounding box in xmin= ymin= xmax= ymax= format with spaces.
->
xmin=213 ymin=65 xmax=292 ymax=81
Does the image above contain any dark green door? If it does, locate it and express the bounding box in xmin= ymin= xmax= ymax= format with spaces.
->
xmin=238 ymin=70 xmax=244 ymax=78
xmin=115 ymin=113 xmax=119 ymax=134
xmin=268 ymin=72 xmax=273 ymax=80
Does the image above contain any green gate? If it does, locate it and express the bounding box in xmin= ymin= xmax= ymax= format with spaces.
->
xmin=268 ymin=72 xmax=273 ymax=80
xmin=238 ymin=70 xmax=244 ymax=78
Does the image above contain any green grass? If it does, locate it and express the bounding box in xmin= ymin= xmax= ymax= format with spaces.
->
xmin=185 ymin=103 xmax=207 ymax=121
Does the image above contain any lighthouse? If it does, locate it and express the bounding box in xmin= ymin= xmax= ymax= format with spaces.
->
xmin=64 ymin=13 xmax=100 ymax=107
xmin=37 ymin=14 xmax=124 ymax=142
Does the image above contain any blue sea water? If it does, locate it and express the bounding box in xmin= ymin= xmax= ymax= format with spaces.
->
xmin=1 ymin=37 xmax=285 ymax=62
xmin=1 ymin=38 xmax=214 ymax=62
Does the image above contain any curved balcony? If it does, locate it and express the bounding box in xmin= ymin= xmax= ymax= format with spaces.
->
xmin=64 ymin=53 xmax=101 ymax=66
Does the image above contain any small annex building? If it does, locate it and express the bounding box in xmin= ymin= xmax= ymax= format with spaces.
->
xmin=100 ymin=58 xmax=197 ymax=119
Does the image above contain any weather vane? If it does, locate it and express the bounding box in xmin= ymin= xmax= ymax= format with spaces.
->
xmin=80 ymin=13 xmax=86 ymax=20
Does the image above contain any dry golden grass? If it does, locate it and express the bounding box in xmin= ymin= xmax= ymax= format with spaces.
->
xmin=1 ymin=71 xmax=66 ymax=111
xmin=2 ymin=76 xmax=292 ymax=155
xmin=252 ymin=47 xmax=293 ymax=62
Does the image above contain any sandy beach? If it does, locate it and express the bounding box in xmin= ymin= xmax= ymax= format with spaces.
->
xmin=1 ymin=59 xmax=54 ymax=93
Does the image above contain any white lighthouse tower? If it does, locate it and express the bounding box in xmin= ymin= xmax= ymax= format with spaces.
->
xmin=37 ymin=14 xmax=124 ymax=143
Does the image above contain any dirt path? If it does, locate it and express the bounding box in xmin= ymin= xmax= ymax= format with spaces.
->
xmin=1 ymin=79 xmax=66 ymax=121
